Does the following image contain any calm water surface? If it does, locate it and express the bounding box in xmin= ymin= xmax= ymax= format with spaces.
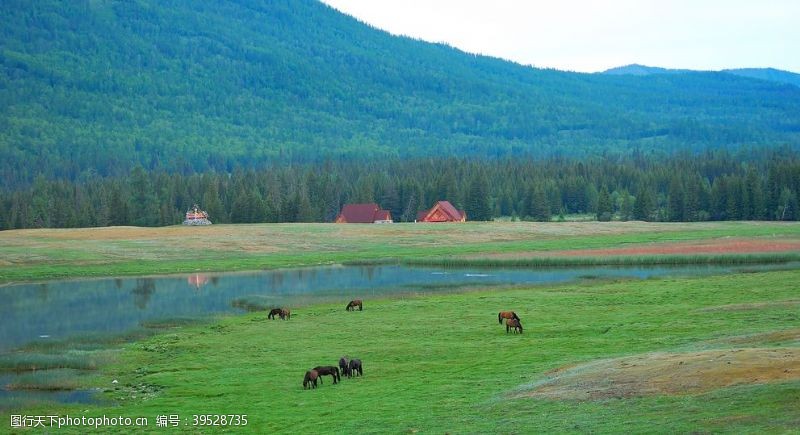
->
xmin=2 ymin=263 xmax=795 ymax=353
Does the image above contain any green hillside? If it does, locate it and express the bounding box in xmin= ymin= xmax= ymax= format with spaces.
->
xmin=2 ymin=0 xmax=800 ymax=185
xmin=603 ymin=64 xmax=800 ymax=88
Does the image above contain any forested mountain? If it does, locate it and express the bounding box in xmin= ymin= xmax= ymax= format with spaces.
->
xmin=2 ymin=0 xmax=800 ymax=188
xmin=602 ymin=64 xmax=695 ymax=76
xmin=724 ymin=68 xmax=800 ymax=88
xmin=604 ymin=64 xmax=800 ymax=87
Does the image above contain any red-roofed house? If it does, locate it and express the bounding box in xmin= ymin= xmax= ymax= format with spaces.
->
xmin=335 ymin=203 xmax=393 ymax=223
xmin=417 ymin=201 xmax=466 ymax=223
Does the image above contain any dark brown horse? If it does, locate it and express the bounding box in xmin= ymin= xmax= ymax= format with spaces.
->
xmin=348 ymin=358 xmax=363 ymax=377
xmin=498 ymin=311 xmax=520 ymax=324
xmin=279 ymin=308 xmax=291 ymax=320
xmin=268 ymin=308 xmax=283 ymax=320
xmin=312 ymin=366 xmax=340 ymax=384
xmin=506 ymin=318 xmax=523 ymax=334
xmin=339 ymin=357 xmax=350 ymax=377
xmin=346 ymin=300 xmax=363 ymax=311
xmin=303 ymin=370 xmax=318 ymax=389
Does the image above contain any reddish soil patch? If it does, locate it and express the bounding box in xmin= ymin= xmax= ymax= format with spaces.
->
xmin=554 ymin=238 xmax=800 ymax=257
xmin=520 ymin=348 xmax=800 ymax=401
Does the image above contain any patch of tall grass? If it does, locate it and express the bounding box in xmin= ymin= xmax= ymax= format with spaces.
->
xmin=230 ymin=295 xmax=279 ymax=312
xmin=400 ymin=253 xmax=800 ymax=268
xmin=5 ymin=368 xmax=83 ymax=391
xmin=0 ymin=351 xmax=104 ymax=371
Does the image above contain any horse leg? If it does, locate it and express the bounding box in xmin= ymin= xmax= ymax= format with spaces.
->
xmin=359 ymin=303 xmax=362 ymax=311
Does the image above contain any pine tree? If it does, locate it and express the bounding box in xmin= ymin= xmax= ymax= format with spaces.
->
xmin=667 ymin=177 xmax=685 ymax=222
xmin=596 ymin=186 xmax=613 ymax=221
xmin=633 ymin=188 xmax=655 ymax=221
xmin=467 ymin=173 xmax=492 ymax=221
xmin=530 ymin=186 xmax=550 ymax=222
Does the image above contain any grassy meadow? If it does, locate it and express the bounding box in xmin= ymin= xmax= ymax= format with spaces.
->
xmin=1 ymin=221 xmax=799 ymax=433
xmin=2 ymin=221 xmax=800 ymax=283
xmin=3 ymin=269 xmax=797 ymax=433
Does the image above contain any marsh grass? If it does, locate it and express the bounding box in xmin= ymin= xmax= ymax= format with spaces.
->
xmin=0 ymin=352 xmax=105 ymax=372
xmin=230 ymin=295 xmax=278 ymax=312
xmin=5 ymin=369 xmax=84 ymax=391
xmin=401 ymin=252 xmax=800 ymax=268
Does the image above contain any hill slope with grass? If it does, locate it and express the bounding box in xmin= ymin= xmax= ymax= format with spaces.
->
xmin=2 ymin=0 xmax=800 ymax=185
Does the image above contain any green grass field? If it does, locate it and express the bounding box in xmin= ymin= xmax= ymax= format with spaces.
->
xmin=2 ymin=222 xmax=799 ymax=433
xmin=5 ymin=269 xmax=797 ymax=433
xmin=2 ymin=221 xmax=799 ymax=283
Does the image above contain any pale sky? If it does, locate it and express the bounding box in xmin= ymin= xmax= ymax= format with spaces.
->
xmin=320 ymin=0 xmax=800 ymax=73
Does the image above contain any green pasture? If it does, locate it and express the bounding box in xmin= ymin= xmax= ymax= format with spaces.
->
xmin=1 ymin=221 xmax=799 ymax=283
xmin=5 ymin=269 xmax=797 ymax=433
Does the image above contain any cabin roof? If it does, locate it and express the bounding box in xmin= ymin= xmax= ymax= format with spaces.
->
xmin=337 ymin=203 xmax=391 ymax=223
xmin=435 ymin=201 xmax=464 ymax=220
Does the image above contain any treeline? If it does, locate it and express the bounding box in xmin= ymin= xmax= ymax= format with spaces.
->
xmin=1 ymin=150 xmax=799 ymax=230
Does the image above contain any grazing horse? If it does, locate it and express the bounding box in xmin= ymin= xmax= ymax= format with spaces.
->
xmin=268 ymin=308 xmax=283 ymax=320
xmin=312 ymin=366 xmax=340 ymax=384
xmin=346 ymin=300 xmax=363 ymax=311
xmin=303 ymin=370 xmax=319 ymax=389
xmin=506 ymin=318 xmax=523 ymax=334
xmin=279 ymin=308 xmax=291 ymax=320
xmin=498 ymin=311 xmax=520 ymax=324
xmin=348 ymin=358 xmax=363 ymax=377
xmin=339 ymin=357 xmax=350 ymax=377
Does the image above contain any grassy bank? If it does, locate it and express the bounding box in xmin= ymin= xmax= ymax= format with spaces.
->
xmin=397 ymin=252 xmax=800 ymax=268
xmin=2 ymin=221 xmax=799 ymax=283
xmin=7 ymin=269 xmax=797 ymax=433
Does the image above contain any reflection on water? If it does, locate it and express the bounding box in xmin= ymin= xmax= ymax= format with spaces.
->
xmin=132 ymin=278 xmax=155 ymax=309
xmin=187 ymin=274 xmax=209 ymax=290
xmin=1 ymin=263 xmax=797 ymax=353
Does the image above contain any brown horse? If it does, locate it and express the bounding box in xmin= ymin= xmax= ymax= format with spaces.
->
xmin=279 ymin=308 xmax=291 ymax=320
xmin=348 ymin=358 xmax=363 ymax=377
xmin=303 ymin=370 xmax=318 ymax=389
xmin=506 ymin=318 xmax=523 ymax=334
xmin=498 ymin=311 xmax=520 ymax=324
xmin=267 ymin=308 xmax=283 ymax=320
xmin=346 ymin=300 xmax=363 ymax=311
xmin=339 ymin=357 xmax=350 ymax=377
xmin=312 ymin=366 xmax=340 ymax=384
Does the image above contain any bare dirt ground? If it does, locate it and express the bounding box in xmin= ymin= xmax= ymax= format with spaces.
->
xmin=519 ymin=347 xmax=800 ymax=401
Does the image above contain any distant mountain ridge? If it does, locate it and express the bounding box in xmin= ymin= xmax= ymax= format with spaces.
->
xmin=603 ymin=64 xmax=800 ymax=87
xmin=2 ymin=0 xmax=800 ymax=186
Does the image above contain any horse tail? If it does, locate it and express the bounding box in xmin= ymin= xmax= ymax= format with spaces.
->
xmin=498 ymin=313 xmax=503 ymax=324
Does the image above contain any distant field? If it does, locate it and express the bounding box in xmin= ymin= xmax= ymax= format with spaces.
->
xmin=1 ymin=221 xmax=799 ymax=282
xmin=7 ymin=269 xmax=797 ymax=433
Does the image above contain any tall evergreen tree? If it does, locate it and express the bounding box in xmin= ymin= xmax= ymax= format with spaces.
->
xmin=596 ymin=186 xmax=613 ymax=221
xmin=467 ymin=173 xmax=492 ymax=221
xmin=529 ymin=186 xmax=551 ymax=222
xmin=633 ymin=188 xmax=655 ymax=221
